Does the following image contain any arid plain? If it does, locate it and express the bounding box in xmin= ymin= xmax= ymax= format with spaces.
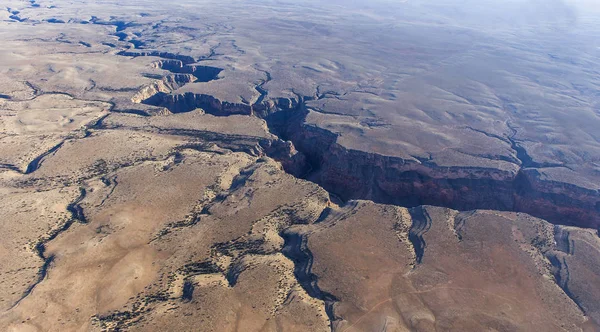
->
xmin=1 ymin=0 xmax=600 ymax=331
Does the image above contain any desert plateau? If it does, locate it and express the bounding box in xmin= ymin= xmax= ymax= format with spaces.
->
xmin=1 ymin=0 xmax=600 ymax=331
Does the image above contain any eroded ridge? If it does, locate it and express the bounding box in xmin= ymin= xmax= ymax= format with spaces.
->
xmin=89 ymin=158 xmax=334 ymax=331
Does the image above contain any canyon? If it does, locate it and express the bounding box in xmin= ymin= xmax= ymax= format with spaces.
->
xmin=0 ymin=0 xmax=599 ymax=331
xmin=133 ymin=56 xmax=600 ymax=230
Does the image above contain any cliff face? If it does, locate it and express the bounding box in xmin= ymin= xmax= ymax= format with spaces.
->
xmin=142 ymin=89 xmax=303 ymax=119
xmin=131 ymin=74 xmax=196 ymax=104
xmin=118 ymin=51 xmax=196 ymax=65
xmin=258 ymin=138 xmax=307 ymax=177
xmin=147 ymin=92 xmax=250 ymax=115
xmin=150 ymin=60 xmax=223 ymax=83
xmin=287 ymin=121 xmax=600 ymax=228
xmin=292 ymin=124 xmax=517 ymax=207
xmin=514 ymin=170 xmax=600 ymax=228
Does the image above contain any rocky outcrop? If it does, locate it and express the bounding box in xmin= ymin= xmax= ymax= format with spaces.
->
xmin=258 ymin=138 xmax=307 ymax=177
xmin=131 ymin=74 xmax=196 ymax=104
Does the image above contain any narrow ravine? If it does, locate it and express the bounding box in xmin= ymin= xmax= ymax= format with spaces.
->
xmin=10 ymin=187 xmax=87 ymax=309
xmin=281 ymin=230 xmax=339 ymax=329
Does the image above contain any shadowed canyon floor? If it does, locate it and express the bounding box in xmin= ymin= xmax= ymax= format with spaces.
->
xmin=1 ymin=0 xmax=600 ymax=331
